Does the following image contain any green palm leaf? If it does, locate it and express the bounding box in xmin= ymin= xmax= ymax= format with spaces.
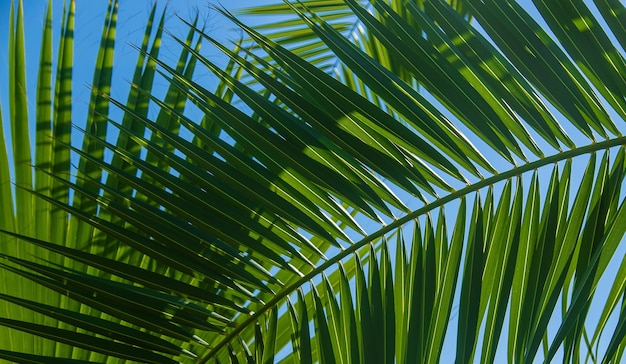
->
xmin=1 ymin=0 xmax=626 ymax=363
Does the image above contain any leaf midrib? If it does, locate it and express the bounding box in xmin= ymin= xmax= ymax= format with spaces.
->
xmin=201 ymin=135 xmax=626 ymax=362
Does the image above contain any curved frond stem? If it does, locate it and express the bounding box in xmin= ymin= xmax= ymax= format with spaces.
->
xmin=201 ymin=136 xmax=626 ymax=361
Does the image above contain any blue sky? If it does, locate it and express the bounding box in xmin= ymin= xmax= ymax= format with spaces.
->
xmin=0 ymin=0 xmax=274 ymax=136
xmin=0 ymin=1 xmax=625 ymax=362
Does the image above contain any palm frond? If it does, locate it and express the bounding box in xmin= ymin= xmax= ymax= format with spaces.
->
xmin=1 ymin=0 xmax=626 ymax=363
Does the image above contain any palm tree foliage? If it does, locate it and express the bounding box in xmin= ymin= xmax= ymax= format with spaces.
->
xmin=1 ymin=0 xmax=626 ymax=362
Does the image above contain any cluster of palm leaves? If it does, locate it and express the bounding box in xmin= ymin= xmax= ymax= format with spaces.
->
xmin=1 ymin=0 xmax=625 ymax=362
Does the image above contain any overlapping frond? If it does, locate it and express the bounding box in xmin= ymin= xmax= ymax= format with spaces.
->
xmin=0 ymin=0 xmax=625 ymax=363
